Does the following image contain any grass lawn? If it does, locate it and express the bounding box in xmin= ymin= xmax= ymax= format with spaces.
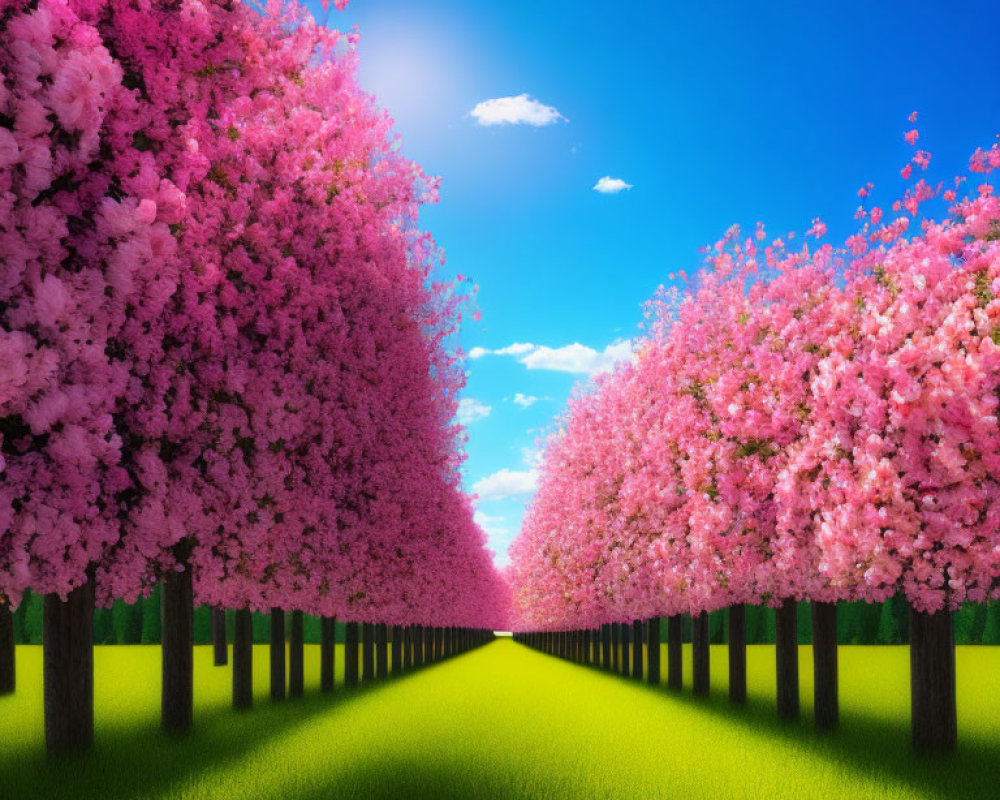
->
xmin=1 ymin=639 xmax=999 ymax=799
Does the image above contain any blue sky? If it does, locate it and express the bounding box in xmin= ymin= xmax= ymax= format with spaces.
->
xmin=315 ymin=0 xmax=1000 ymax=565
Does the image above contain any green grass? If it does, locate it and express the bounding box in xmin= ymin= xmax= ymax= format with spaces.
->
xmin=1 ymin=640 xmax=999 ymax=799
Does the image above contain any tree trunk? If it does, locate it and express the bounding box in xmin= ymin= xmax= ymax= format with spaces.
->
xmin=434 ymin=627 xmax=443 ymax=662
xmin=212 ymin=607 xmax=227 ymax=667
xmin=270 ymin=608 xmax=286 ymax=701
xmin=647 ymin=617 xmax=660 ymax=686
xmin=376 ymin=622 xmax=388 ymax=679
xmin=729 ymin=604 xmax=746 ymax=706
xmin=602 ymin=624 xmax=611 ymax=670
xmin=621 ymin=622 xmax=631 ymax=676
xmin=611 ymin=623 xmax=620 ymax=673
xmin=233 ymin=608 xmax=253 ymax=710
xmin=403 ymin=626 xmax=413 ymax=671
xmin=692 ymin=611 xmax=710 ymax=697
xmin=425 ymin=626 xmax=434 ymax=665
xmin=632 ymin=620 xmax=643 ymax=680
xmin=0 ymin=601 xmax=14 ymax=695
xmin=320 ymin=616 xmax=336 ymax=693
xmin=775 ymin=598 xmax=799 ymax=720
xmin=417 ymin=625 xmax=427 ymax=667
xmin=344 ymin=621 xmax=359 ymax=688
xmin=44 ymin=579 xmax=94 ymax=752
xmin=811 ymin=601 xmax=838 ymax=731
xmin=910 ymin=604 xmax=956 ymax=752
xmin=391 ymin=625 xmax=403 ymax=674
xmin=161 ymin=561 xmax=193 ymax=734
xmin=362 ymin=622 xmax=375 ymax=682
xmin=667 ymin=614 xmax=683 ymax=690
xmin=289 ymin=610 xmax=304 ymax=698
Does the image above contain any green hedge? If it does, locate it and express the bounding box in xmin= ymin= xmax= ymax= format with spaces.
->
xmin=12 ymin=590 xmax=347 ymax=645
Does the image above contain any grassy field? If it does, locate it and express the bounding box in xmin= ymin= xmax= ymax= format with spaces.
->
xmin=1 ymin=640 xmax=999 ymax=799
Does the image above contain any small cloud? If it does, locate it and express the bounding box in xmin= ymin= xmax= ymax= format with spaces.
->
xmin=520 ymin=446 xmax=544 ymax=469
xmin=593 ymin=176 xmax=632 ymax=194
xmin=470 ymin=94 xmax=566 ymax=127
xmin=520 ymin=340 xmax=633 ymax=376
xmin=495 ymin=342 xmax=536 ymax=356
xmin=474 ymin=510 xmax=506 ymax=527
xmin=472 ymin=468 xmax=539 ymax=501
xmin=512 ymin=393 xmax=538 ymax=409
xmin=474 ymin=511 xmax=515 ymax=567
xmin=469 ymin=342 xmax=535 ymax=359
xmin=457 ymin=398 xmax=492 ymax=425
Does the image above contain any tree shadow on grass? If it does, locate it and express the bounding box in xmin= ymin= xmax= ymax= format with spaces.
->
xmin=557 ymin=653 xmax=1000 ymax=800
xmin=0 ymin=658 xmax=458 ymax=800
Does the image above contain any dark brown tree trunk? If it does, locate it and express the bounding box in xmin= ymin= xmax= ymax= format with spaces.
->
xmin=376 ymin=623 xmax=388 ymax=679
xmin=320 ymin=616 xmax=336 ymax=693
xmin=692 ymin=611 xmax=710 ymax=697
xmin=621 ymin=623 xmax=631 ymax=676
xmin=423 ymin=626 xmax=433 ymax=665
xmin=632 ymin=620 xmax=643 ymax=680
xmin=344 ymin=621 xmax=359 ymax=687
xmin=233 ymin=608 xmax=253 ymax=710
xmin=418 ymin=626 xmax=428 ymax=667
xmin=391 ymin=625 xmax=403 ymax=674
xmin=775 ymin=598 xmax=799 ymax=720
xmin=289 ymin=610 xmax=304 ymax=698
xmin=667 ymin=614 xmax=683 ymax=690
xmin=811 ymin=601 xmax=838 ymax=731
xmin=362 ymin=622 xmax=375 ymax=681
xmin=602 ymin=624 xmax=611 ymax=669
xmin=445 ymin=626 xmax=453 ymax=658
xmin=403 ymin=626 xmax=413 ymax=671
xmin=647 ymin=618 xmax=660 ymax=685
xmin=270 ymin=608 xmax=286 ymax=701
xmin=44 ymin=579 xmax=94 ymax=752
xmin=611 ymin=623 xmax=620 ymax=672
xmin=728 ymin=604 xmax=746 ymax=706
xmin=161 ymin=560 xmax=193 ymax=734
xmin=0 ymin=601 xmax=14 ymax=695
xmin=910 ymin=604 xmax=956 ymax=752
xmin=212 ymin=607 xmax=227 ymax=666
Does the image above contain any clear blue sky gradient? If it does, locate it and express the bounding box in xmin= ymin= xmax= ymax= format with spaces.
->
xmin=310 ymin=0 xmax=1000 ymax=564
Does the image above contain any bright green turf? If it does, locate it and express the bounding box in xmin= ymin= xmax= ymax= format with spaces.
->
xmin=1 ymin=640 xmax=999 ymax=799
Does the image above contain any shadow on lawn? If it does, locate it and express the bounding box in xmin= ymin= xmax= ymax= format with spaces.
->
xmin=0 ymin=659 xmax=452 ymax=800
xmin=564 ymin=653 xmax=1000 ymax=800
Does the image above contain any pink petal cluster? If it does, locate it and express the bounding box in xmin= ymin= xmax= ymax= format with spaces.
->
xmin=0 ymin=0 xmax=508 ymax=630
xmin=510 ymin=130 xmax=1000 ymax=630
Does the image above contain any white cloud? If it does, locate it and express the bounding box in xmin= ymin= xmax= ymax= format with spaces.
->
xmin=521 ymin=340 xmax=634 ymax=375
xmin=512 ymin=393 xmax=538 ymax=408
xmin=470 ymin=94 xmax=566 ymax=126
xmin=495 ymin=342 xmax=536 ymax=356
xmin=520 ymin=445 xmax=544 ymax=469
xmin=474 ymin=510 xmax=506 ymax=527
xmin=468 ymin=340 xmax=633 ymax=377
xmin=472 ymin=468 xmax=539 ymax=501
xmin=593 ymin=176 xmax=633 ymax=194
xmin=469 ymin=342 xmax=535 ymax=360
xmin=457 ymin=398 xmax=492 ymax=425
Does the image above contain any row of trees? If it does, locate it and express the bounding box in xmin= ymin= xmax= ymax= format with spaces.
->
xmin=0 ymin=0 xmax=508 ymax=752
xmin=11 ymin=590 xmax=1000 ymax=647
xmin=509 ymin=122 xmax=1000 ymax=751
